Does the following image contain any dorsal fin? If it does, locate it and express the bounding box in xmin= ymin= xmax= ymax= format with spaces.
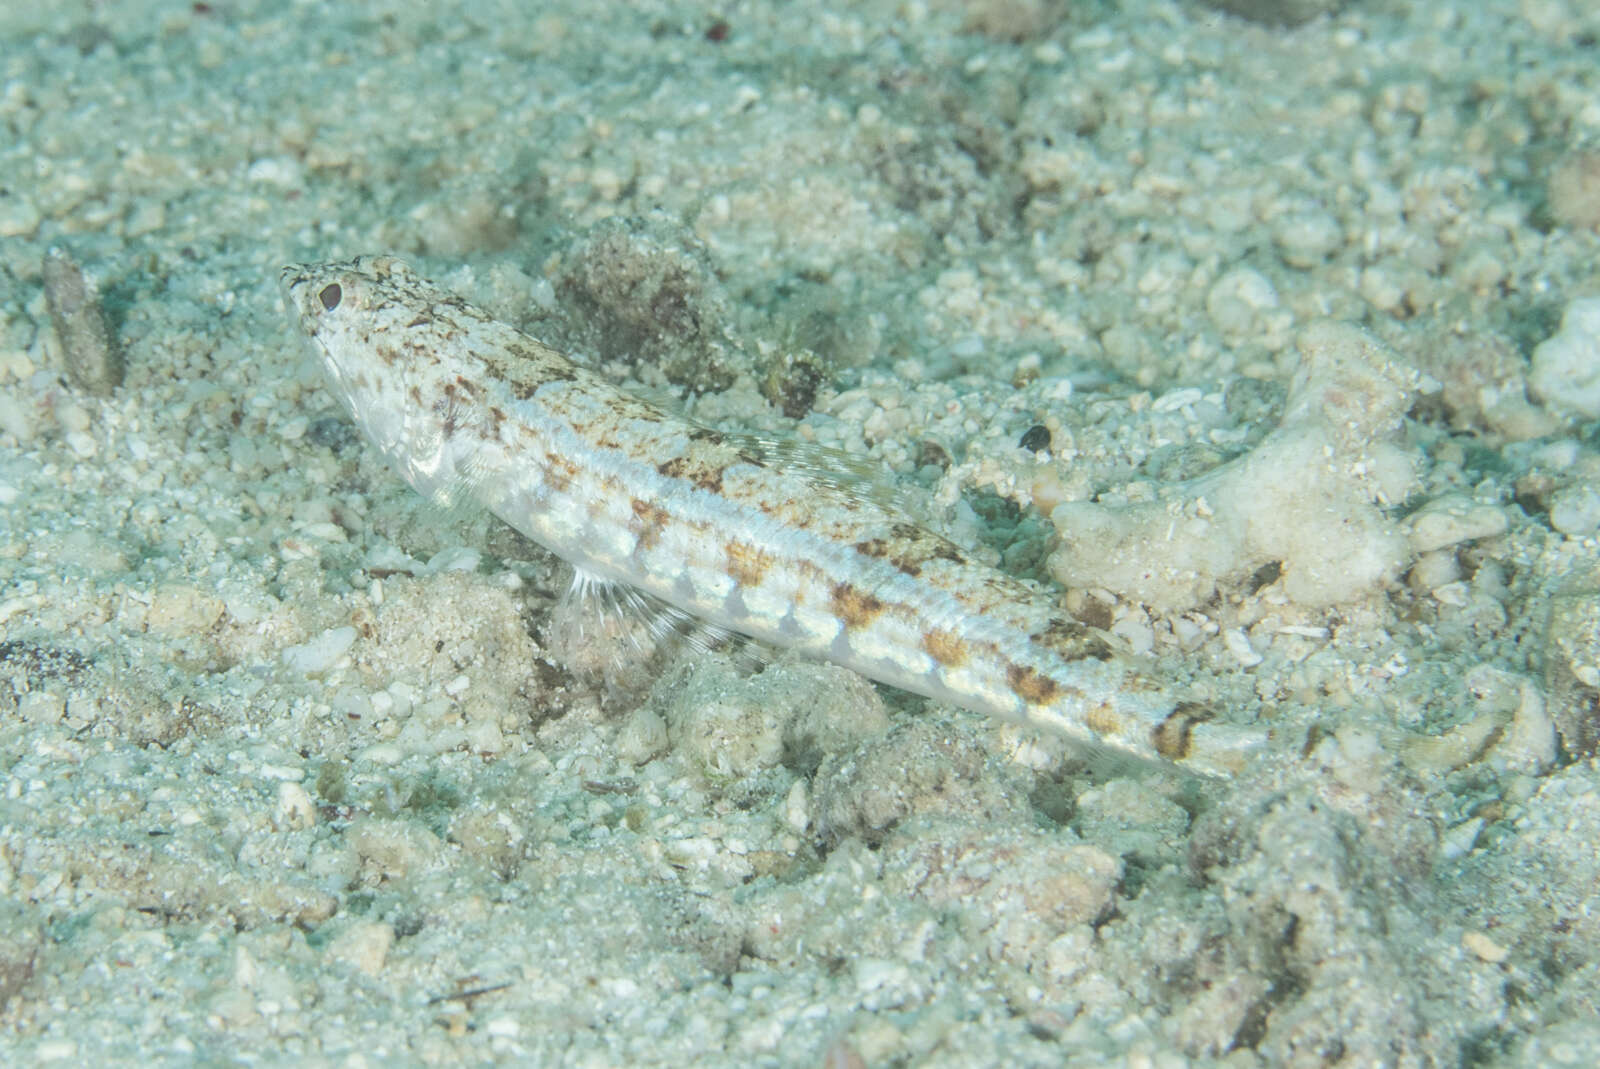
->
xmin=714 ymin=428 xmax=928 ymax=517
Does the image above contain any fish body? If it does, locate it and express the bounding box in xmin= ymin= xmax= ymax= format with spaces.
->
xmin=281 ymin=255 xmax=1264 ymax=776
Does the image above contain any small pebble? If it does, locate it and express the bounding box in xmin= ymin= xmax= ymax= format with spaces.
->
xmin=1206 ymin=266 xmax=1278 ymax=334
xmin=281 ymin=626 xmax=358 ymax=675
xmin=0 ymin=190 xmax=41 ymax=237
xmin=1439 ymin=817 xmax=1484 ymax=860
xmin=1548 ymin=483 xmax=1600 ymax=536
xmin=423 ymin=547 xmax=482 ymax=574
xmin=1462 ymin=930 xmax=1509 ymax=964
xmin=1547 ymin=151 xmax=1600 ymax=231
xmin=1018 ymin=424 xmax=1051 ymax=452
xmin=325 ymin=921 xmax=395 ymax=977
xmin=42 ymin=248 xmax=123 ymax=396
xmin=1530 ymin=298 xmax=1600 ymax=420
xmin=1273 ymin=209 xmax=1344 ymax=267
xmin=276 ymin=782 xmax=317 ymax=829
xmin=1406 ymin=495 xmax=1509 ymax=554
xmin=1223 ymin=627 xmax=1263 ymax=667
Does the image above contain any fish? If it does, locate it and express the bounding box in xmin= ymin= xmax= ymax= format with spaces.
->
xmin=280 ymin=255 xmax=1266 ymax=776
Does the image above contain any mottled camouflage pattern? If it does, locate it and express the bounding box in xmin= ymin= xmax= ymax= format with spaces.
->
xmin=282 ymin=256 xmax=1266 ymax=775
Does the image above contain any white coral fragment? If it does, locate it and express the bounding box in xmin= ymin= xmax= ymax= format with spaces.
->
xmin=1529 ymin=296 xmax=1600 ymax=420
xmin=1404 ymin=494 xmax=1509 ymax=554
xmin=1048 ymin=322 xmax=1424 ymax=610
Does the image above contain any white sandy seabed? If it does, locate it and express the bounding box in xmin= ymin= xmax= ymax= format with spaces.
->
xmin=2 ymin=0 xmax=1600 ymax=1065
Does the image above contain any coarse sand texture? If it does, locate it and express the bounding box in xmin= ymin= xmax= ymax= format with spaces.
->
xmin=1 ymin=0 xmax=1600 ymax=1066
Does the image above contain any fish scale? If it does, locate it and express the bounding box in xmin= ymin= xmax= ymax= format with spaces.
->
xmin=281 ymin=255 xmax=1266 ymax=776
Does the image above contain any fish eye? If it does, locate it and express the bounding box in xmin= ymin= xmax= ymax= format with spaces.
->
xmin=318 ymin=283 xmax=343 ymax=312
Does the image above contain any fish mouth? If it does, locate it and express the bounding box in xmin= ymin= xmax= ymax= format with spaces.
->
xmin=279 ymin=262 xmax=334 ymax=369
xmin=279 ymin=263 xmax=313 ymax=320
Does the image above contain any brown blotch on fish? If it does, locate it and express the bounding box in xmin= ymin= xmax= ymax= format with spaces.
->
xmin=630 ymin=498 xmax=670 ymax=549
xmin=1006 ymin=662 xmax=1062 ymax=705
xmin=830 ymin=582 xmax=886 ymax=629
xmin=724 ymin=540 xmax=773 ymax=586
xmin=490 ymin=340 xmax=576 ymax=399
xmin=436 ymin=380 xmax=479 ymax=435
xmin=921 ymin=628 xmax=970 ymax=668
xmin=659 ymin=453 xmax=727 ymax=494
xmin=1033 ymin=617 xmax=1116 ymax=662
xmin=855 ymin=523 xmax=968 ymax=577
xmin=689 ymin=427 xmax=725 ymax=445
xmin=544 ymin=453 xmax=580 ymax=492
xmin=1118 ymin=669 xmax=1167 ymax=695
xmin=1083 ymin=701 xmax=1124 ymax=740
xmin=1150 ymin=703 xmax=1209 ymax=761
xmin=506 ymin=372 xmax=542 ymax=401
xmin=400 ymin=336 xmax=437 ymax=363
xmin=853 ymin=537 xmax=896 ymax=565
xmin=892 ymin=523 xmax=965 ymax=562
xmin=606 ymin=392 xmax=668 ymax=425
